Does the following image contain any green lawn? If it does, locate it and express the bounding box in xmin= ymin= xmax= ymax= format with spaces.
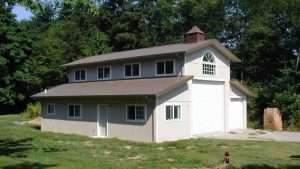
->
xmin=0 ymin=115 xmax=299 ymax=169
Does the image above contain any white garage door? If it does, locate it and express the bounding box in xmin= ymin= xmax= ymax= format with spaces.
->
xmin=229 ymin=98 xmax=245 ymax=130
xmin=192 ymin=80 xmax=225 ymax=135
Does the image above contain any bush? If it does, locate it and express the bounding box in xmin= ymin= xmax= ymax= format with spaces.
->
xmin=21 ymin=102 xmax=41 ymax=120
xmin=248 ymin=69 xmax=300 ymax=131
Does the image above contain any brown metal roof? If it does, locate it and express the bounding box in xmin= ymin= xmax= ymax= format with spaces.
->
xmin=185 ymin=26 xmax=205 ymax=34
xmin=63 ymin=39 xmax=241 ymax=67
xmin=230 ymin=79 xmax=257 ymax=97
xmin=32 ymin=76 xmax=193 ymax=98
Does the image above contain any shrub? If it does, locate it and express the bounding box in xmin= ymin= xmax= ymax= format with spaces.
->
xmin=21 ymin=102 xmax=41 ymax=120
xmin=248 ymin=69 xmax=300 ymax=131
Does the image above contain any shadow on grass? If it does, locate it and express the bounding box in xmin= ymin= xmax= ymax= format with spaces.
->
xmin=290 ymin=155 xmax=300 ymax=159
xmin=2 ymin=162 xmax=56 ymax=169
xmin=41 ymin=147 xmax=68 ymax=153
xmin=0 ymin=138 xmax=34 ymax=158
xmin=240 ymin=164 xmax=300 ymax=169
xmin=0 ymin=137 xmax=67 ymax=158
xmin=29 ymin=124 xmax=41 ymax=130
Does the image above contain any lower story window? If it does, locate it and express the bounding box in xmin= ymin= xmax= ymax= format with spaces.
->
xmin=126 ymin=104 xmax=146 ymax=121
xmin=68 ymin=104 xmax=81 ymax=118
xmin=47 ymin=104 xmax=55 ymax=115
xmin=166 ymin=105 xmax=181 ymax=120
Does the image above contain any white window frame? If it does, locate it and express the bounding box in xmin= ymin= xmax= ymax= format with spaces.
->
xmin=74 ymin=69 xmax=87 ymax=82
xmin=202 ymin=50 xmax=216 ymax=76
xmin=165 ymin=104 xmax=181 ymax=121
xmin=124 ymin=63 xmax=141 ymax=78
xmin=47 ymin=103 xmax=56 ymax=115
xmin=97 ymin=65 xmax=111 ymax=80
xmin=155 ymin=59 xmax=176 ymax=76
xmin=67 ymin=104 xmax=82 ymax=119
xmin=125 ymin=104 xmax=147 ymax=122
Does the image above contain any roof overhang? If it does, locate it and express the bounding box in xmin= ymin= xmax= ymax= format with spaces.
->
xmin=32 ymin=76 xmax=193 ymax=99
xmin=62 ymin=39 xmax=241 ymax=68
xmin=185 ymin=39 xmax=241 ymax=63
xmin=63 ymin=52 xmax=185 ymax=68
xmin=230 ymin=79 xmax=257 ymax=97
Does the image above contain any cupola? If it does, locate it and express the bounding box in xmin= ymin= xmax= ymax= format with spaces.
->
xmin=184 ymin=26 xmax=206 ymax=43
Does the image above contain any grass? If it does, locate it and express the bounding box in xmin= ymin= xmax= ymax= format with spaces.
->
xmin=0 ymin=115 xmax=299 ymax=169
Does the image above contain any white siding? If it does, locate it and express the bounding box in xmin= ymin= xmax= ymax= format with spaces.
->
xmin=184 ymin=46 xmax=233 ymax=133
xmin=155 ymin=81 xmax=192 ymax=142
xmin=184 ymin=46 xmax=230 ymax=81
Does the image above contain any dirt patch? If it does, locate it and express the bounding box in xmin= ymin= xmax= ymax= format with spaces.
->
xmin=128 ymin=155 xmax=143 ymax=160
xmin=28 ymin=117 xmax=41 ymax=126
xmin=248 ymin=130 xmax=268 ymax=135
xmin=157 ymin=147 xmax=164 ymax=150
xmin=14 ymin=117 xmax=41 ymax=126
xmin=167 ymin=158 xmax=175 ymax=162
xmin=185 ymin=146 xmax=194 ymax=150
xmin=214 ymin=164 xmax=229 ymax=169
xmin=124 ymin=145 xmax=132 ymax=150
xmin=84 ymin=141 xmax=94 ymax=147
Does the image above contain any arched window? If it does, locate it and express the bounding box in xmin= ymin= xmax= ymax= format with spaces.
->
xmin=202 ymin=51 xmax=216 ymax=75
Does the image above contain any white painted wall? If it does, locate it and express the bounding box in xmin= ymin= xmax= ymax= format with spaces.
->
xmin=184 ymin=46 xmax=230 ymax=81
xmin=184 ymin=46 xmax=233 ymax=133
xmin=154 ymin=47 xmax=247 ymax=142
xmin=155 ymin=81 xmax=192 ymax=142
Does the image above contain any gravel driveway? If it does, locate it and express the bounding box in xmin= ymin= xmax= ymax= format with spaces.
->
xmin=199 ymin=129 xmax=300 ymax=142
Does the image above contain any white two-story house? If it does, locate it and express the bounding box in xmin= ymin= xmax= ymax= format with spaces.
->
xmin=33 ymin=26 xmax=255 ymax=142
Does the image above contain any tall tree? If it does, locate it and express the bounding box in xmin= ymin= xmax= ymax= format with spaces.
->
xmin=0 ymin=0 xmax=38 ymax=112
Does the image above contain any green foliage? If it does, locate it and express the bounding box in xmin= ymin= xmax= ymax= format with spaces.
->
xmin=249 ymin=68 xmax=300 ymax=130
xmin=269 ymin=69 xmax=300 ymax=130
xmin=20 ymin=102 xmax=41 ymax=120
xmin=0 ymin=0 xmax=38 ymax=112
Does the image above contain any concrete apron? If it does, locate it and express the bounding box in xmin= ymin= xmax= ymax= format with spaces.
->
xmin=193 ymin=129 xmax=300 ymax=142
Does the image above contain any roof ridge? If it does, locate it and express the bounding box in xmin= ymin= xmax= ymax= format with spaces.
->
xmin=63 ymin=39 xmax=240 ymax=67
xmin=63 ymin=42 xmax=193 ymax=66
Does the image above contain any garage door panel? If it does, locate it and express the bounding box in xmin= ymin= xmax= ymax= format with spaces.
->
xmin=192 ymin=80 xmax=225 ymax=135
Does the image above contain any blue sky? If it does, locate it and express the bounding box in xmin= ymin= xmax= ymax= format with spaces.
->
xmin=12 ymin=5 xmax=34 ymax=21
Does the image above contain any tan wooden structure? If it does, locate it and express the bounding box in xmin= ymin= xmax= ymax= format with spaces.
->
xmin=264 ymin=108 xmax=283 ymax=131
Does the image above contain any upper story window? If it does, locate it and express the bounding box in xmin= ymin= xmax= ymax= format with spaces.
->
xmin=202 ymin=51 xmax=216 ymax=76
xmin=126 ymin=104 xmax=146 ymax=122
xmin=156 ymin=59 xmax=175 ymax=76
xmin=98 ymin=66 xmax=110 ymax=80
xmin=74 ymin=69 xmax=86 ymax=81
xmin=47 ymin=104 xmax=55 ymax=115
xmin=166 ymin=104 xmax=181 ymax=120
xmin=124 ymin=63 xmax=140 ymax=78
